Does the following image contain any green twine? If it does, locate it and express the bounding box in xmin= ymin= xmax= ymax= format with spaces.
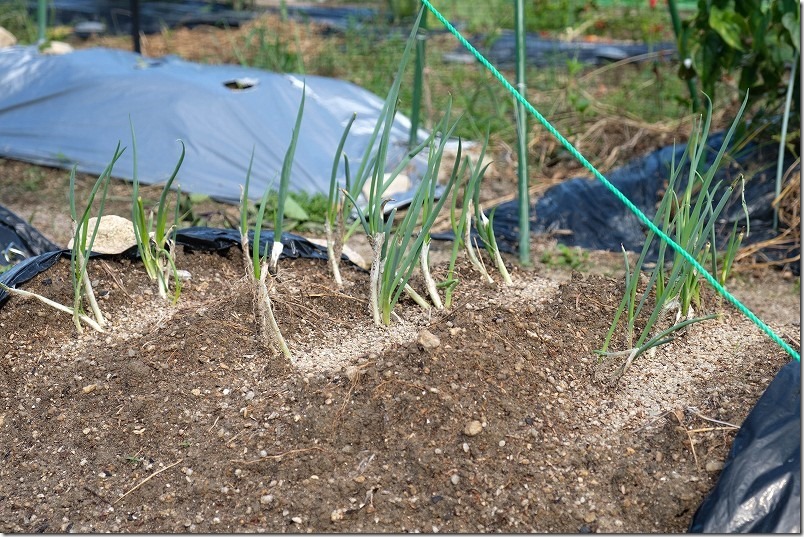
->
xmin=420 ymin=0 xmax=800 ymax=362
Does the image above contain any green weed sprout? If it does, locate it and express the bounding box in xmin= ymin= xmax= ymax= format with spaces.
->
xmin=239 ymin=149 xmax=291 ymax=359
xmin=325 ymin=113 xmax=356 ymax=288
xmin=597 ymin=93 xmax=750 ymax=379
xmin=130 ymin=124 xmax=185 ymax=303
xmin=269 ymin=87 xmax=306 ymax=275
xmin=1 ymin=147 xmax=124 ymax=333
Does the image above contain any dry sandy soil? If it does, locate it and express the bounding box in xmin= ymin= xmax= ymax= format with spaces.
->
xmin=0 ymin=152 xmax=800 ymax=533
xmin=0 ymin=8 xmax=801 ymax=533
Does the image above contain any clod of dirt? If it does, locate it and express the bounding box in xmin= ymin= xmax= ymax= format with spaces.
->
xmin=463 ymin=419 xmax=484 ymax=436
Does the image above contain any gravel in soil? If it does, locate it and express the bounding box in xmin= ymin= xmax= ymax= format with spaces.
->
xmin=0 ymin=240 xmax=796 ymax=533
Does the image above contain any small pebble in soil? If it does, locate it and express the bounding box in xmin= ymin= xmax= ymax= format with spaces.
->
xmin=705 ymin=460 xmax=724 ymax=472
xmin=417 ymin=329 xmax=440 ymax=350
xmin=450 ymin=474 xmax=460 ymax=485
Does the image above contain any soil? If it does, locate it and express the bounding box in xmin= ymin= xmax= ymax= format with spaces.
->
xmin=1 ymin=8 xmax=801 ymax=534
xmin=0 ymin=160 xmax=800 ymax=533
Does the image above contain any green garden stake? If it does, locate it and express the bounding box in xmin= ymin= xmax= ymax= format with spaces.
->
xmin=37 ymin=0 xmax=46 ymax=45
xmin=408 ymin=4 xmax=428 ymax=150
xmin=514 ymin=0 xmax=530 ymax=265
xmin=667 ymin=0 xmax=700 ymax=112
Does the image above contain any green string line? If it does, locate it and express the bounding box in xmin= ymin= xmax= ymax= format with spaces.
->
xmin=420 ymin=0 xmax=800 ymax=362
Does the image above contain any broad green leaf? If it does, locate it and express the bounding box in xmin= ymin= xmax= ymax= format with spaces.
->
xmin=782 ymin=12 xmax=800 ymax=51
xmin=709 ymin=6 xmax=746 ymax=51
xmin=282 ymin=196 xmax=309 ymax=221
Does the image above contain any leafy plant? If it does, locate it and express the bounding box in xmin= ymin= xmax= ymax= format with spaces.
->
xmin=597 ymin=93 xmax=750 ymax=379
xmin=0 ymin=0 xmax=38 ymax=44
xmin=541 ymin=244 xmax=590 ymax=271
xmin=231 ymin=24 xmax=304 ymax=73
xmin=130 ymin=125 xmax=185 ymax=303
xmin=682 ymin=0 xmax=800 ymax=113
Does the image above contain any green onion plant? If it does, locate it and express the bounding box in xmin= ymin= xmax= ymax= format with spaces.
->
xmin=343 ymin=110 xmax=462 ymax=325
xmin=417 ymin=104 xmax=463 ymax=310
xmin=70 ymin=159 xmax=112 ymax=332
xmin=325 ymin=113 xmax=356 ymax=288
xmin=269 ymin=87 xmax=306 ymax=275
xmin=341 ymin=9 xmax=426 ymax=245
xmin=239 ymin=148 xmax=291 ymax=359
xmin=465 ymin=134 xmax=511 ymax=285
xmin=130 ymin=124 xmax=185 ymax=303
xmin=1 ymin=146 xmax=124 ymax=333
xmin=440 ymin=155 xmax=470 ymax=309
xmin=596 ymin=93 xmax=750 ymax=379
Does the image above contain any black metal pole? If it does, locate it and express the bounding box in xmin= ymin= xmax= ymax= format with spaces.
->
xmin=131 ymin=0 xmax=141 ymax=54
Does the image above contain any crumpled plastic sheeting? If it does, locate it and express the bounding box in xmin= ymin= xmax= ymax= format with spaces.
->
xmin=0 ymin=46 xmax=430 ymax=206
xmin=487 ymin=132 xmax=799 ymax=273
xmin=46 ymin=0 xmax=375 ymax=35
xmin=689 ymin=359 xmax=801 ymax=533
xmin=0 ymin=205 xmax=59 ymax=261
xmin=443 ymin=30 xmax=675 ymax=67
xmin=0 ymin=215 xmax=353 ymax=306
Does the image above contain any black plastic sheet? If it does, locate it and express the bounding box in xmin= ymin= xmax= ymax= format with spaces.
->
xmin=0 ymin=205 xmax=59 ymax=261
xmin=29 ymin=0 xmax=377 ymax=35
xmin=485 ymin=132 xmax=799 ymax=274
xmin=443 ymin=30 xmax=675 ymax=67
xmin=689 ymin=359 xmax=801 ymax=533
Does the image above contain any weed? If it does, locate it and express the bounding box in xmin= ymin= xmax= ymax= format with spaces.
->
xmin=0 ymin=0 xmax=37 ymax=44
xmin=541 ymin=244 xmax=590 ymax=271
xmin=22 ymin=168 xmax=45 ymax=192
